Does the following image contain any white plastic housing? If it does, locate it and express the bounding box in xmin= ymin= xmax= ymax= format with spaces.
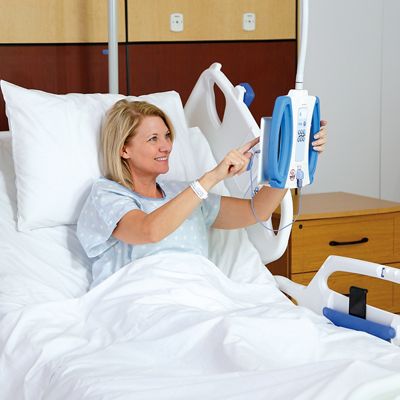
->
xmin=284 ymin=89 xmax=317 ymax=189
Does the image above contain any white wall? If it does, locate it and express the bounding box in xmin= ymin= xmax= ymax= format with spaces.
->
xmin=303 ymin=0 xmax=400 ymax=202
xmin=380 ymin=0 xmax=400 ymax=202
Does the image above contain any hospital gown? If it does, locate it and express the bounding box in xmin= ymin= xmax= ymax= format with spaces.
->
xmin=77 ymin=177 xmax=221 ymax=288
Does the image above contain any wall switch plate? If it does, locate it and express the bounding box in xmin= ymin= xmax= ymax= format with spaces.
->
xmin=243 ymin=12 xmax=256 ymax=31
xmin=170 ymin=13 xmax=184 ymax=32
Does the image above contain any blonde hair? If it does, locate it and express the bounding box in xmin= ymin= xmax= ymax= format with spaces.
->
xmin=101 ymin=100 xmax=175 ymax=190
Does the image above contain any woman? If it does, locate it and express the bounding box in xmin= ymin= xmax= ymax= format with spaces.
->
xmin=77 ymin=100 xmax=327 ymax=288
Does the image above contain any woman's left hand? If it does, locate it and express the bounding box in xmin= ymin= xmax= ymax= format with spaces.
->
xmin=312 ymin=120 xmax=328 ymax=152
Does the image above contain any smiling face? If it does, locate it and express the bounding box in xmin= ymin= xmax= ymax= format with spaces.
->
xmin=120 ymin=115 xmax=173 ymax=181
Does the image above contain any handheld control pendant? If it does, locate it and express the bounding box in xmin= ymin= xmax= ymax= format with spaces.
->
xmin=258 ymin=90 xmax=320 ymax=189
xmin=257 ymin=0 xmax=320 ymax=190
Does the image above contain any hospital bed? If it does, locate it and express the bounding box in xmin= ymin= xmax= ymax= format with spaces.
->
xmin=0 ymin=63 xmax=400 ymax=400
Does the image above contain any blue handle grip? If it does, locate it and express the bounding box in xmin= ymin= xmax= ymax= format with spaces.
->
xmin=323 ymin=307 xmax=396 ymax=342
xmin=239 ymin=82 xmax=255 ymax=108
xmin=308 ymin=97 xmax=320 ymax=184
xmin=268 ymin=96 xmax=293 ymax=188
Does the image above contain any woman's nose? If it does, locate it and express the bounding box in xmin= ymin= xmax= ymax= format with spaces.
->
xmin=159 ymin=139 xmax=172 ymax=152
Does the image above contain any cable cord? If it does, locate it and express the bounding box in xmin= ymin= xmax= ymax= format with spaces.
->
xmin=248 ymin=152 xmax=303 ymax=233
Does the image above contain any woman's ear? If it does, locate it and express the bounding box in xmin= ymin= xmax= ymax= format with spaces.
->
xmin=120 ymin=146 xmax=129 ymax=159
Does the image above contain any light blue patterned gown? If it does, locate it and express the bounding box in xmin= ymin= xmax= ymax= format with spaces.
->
xmin=77 ymin=177 xmax=221 ymax=288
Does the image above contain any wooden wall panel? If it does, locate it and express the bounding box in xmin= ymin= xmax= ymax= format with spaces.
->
xmin=0 ymin=41 xmax=296 ymax=131
xmin=0 ymin=0 xmax=125 ymax=43
xmin=127 ymin=41 xmax=297 ymax=124
xmin=128 ymin=0 xmax=296 ymax=41
xmin=0 ymin=0 xmax=295 ymax=43
xmin=0 ymin=44 xmax=127 ymax=130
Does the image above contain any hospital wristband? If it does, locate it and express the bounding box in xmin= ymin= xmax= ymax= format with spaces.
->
xmin=190 ymin=180 xmax=208 ymax=200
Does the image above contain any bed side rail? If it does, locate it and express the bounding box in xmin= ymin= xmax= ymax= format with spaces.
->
xmin=184 ymin=62 xmax=293 ymax=264
xmin=275 ymin=255 xmax=400 ymax=345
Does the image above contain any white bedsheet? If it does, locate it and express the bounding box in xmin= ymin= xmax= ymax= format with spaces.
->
xmin=1 ymin=252 xmax=400 ymax=400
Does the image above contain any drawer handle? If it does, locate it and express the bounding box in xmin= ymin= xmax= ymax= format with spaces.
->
xmin=329 ymin=237 xmax=369 ymax=247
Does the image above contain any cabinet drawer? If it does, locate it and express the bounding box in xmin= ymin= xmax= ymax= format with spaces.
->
xmin=292 ymin=271 xmax=398 ymax=313
xmin=291 ymin=214 xmax=395 ymax=273
xmin=395 ymin=215 xmax=400 ymax=258
xmin=390 ymin=262 xmax=400 ymax=312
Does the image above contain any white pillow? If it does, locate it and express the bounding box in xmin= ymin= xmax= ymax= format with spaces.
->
xmin=1 ymin=80 xmax=190 ymax=231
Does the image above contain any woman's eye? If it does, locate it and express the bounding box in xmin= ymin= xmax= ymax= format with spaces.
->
xmin=166 ymin=132 xmax=172 ymax=140
xmin=148 ymin=136 xmax=157 ymax=142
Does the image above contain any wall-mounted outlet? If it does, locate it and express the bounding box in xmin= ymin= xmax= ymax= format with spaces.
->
xmin=170 ymin=13 xmax=184 ymax=32
xmin=243 ymin=12 xmax=256 ymax=31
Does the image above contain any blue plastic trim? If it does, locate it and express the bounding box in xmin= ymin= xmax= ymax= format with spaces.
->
xmin=323 ymin=307 xmax=396 ymax=342
xmin=266 ymin=96 xmax=293 ymax=188
xmin=239 ymin=83 xmax=255 ymax=108
xmin=308 ymin=97 xmax=320 ymax=184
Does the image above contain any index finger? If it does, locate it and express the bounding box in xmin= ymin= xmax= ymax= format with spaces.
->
xmin=238 ymin=136 xmax=260 ymax=154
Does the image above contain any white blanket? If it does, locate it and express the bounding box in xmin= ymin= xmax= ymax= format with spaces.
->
xmin=1 ymin=253 xmax=400 ymax=400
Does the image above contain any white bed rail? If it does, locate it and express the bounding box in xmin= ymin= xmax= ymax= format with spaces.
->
xmin=184 ymin=63 xmax=293 ymax=264
xmin=275 ymin=255 xmax=400 ymax=346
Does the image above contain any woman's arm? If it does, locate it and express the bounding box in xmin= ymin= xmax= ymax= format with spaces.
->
xmin=113 ymin=176 xmax=213 ymax=245
xmin=212 ymin=187 xmax=287 ymax=229
xmin=112 ymin=138 xmax=258 ymax=245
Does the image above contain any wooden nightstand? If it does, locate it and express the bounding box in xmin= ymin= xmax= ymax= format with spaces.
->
xmin=268 ymin=192 xmax=400 ymax=313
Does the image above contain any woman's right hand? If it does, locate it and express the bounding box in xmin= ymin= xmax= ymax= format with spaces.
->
xmin=207 ymin=137 xmax=260 ymax=184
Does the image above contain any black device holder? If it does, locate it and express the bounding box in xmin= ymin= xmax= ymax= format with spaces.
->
xmin=348 ymin=286 xmax=368 ymax=319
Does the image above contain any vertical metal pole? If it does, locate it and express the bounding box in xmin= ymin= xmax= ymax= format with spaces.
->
xmin=295 ymin=0 xmax=309 ymax=90
xmin=108 ymin=0 xmax=119 ymax=94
